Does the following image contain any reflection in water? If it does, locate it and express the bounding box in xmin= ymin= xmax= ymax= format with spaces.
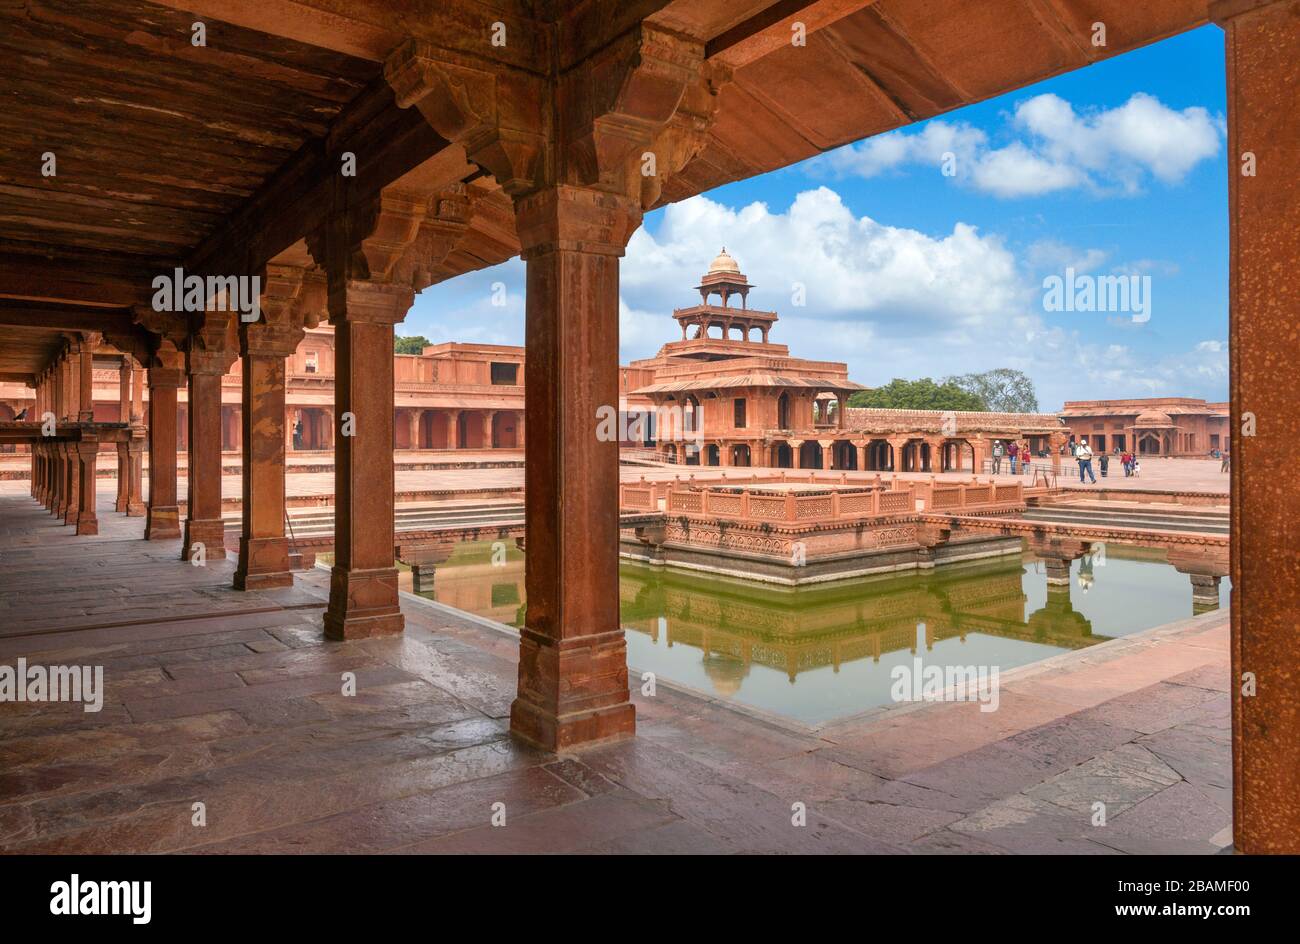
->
xmin=405 ymin=542 xmax=1208 ymax=725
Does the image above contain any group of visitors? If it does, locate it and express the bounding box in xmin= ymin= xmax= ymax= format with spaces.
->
xmin=991 ymin=439 xmax=1032 ymax=476
xmin=1117 ymin=449 xmax=1141 ymax=477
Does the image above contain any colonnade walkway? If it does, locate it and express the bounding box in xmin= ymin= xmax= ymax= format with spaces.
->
xmin=0 ymin=491 xmax=1231 ymax=853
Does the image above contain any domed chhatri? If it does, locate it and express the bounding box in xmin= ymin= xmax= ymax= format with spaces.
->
xmin=708 ymin=247 xmax=742 ymax=275
xmin=697 ymin=246 xmax=751 ymax=309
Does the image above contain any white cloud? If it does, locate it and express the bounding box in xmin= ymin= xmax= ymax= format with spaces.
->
xmin=814 ymin=92 xmax=1223 ymax=198
xmin=621 ymin=188 xmax=1225 ymax=408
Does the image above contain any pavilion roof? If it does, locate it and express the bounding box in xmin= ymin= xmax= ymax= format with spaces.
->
xmin=634 ymin=373 xmax=866 ymax=395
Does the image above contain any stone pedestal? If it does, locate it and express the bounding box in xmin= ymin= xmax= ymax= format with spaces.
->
xmin=1190 ymin=573 xmax=1222 ymax=613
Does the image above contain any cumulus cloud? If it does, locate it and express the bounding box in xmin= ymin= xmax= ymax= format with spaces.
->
xmin=813 ymin=92 xmax=1223 ymax=197
xmin=624 ymin=187 xmax=1022 ymax=332
xmin=621 ymin=188 xmax=1225 ymax=408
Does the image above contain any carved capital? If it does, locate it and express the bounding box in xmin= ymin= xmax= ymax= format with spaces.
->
xmin=384 ymin=40 xmax=547 ymax=196
xmin=328 ymin=280 xmax=414 ymax=327
xmin=561 ymin=25 xmax=718 ymax=204
xmin=513 ymin=184 xmax=642 ymax=257
xmin=242 ymin=264 xmax=309 ymax=357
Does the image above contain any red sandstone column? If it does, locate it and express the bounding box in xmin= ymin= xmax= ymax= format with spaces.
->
xmin=62 ymin=440 xmax=79 ymax=526
xmin=406 ymin=409 xmax=419 ymax=450
xmin=447 ymin=409 xmax=461 ymax=448
xmin=482 ymin=410 xmax=494 ymax=449
xmin=1216 ymin=0 xmax=1300 ymax=854
xmin=115 ymin=358 xmax=131 ymax=512
xmin=74 ymin=439 xmax=99 ymax=535
xmin=145 ymin=353 xmax=184 ymax=540
xmin=77 ymin=339 xmax=94 ymax=422
xmin=323 ymin=280 xmax=410 ymax=639
xmin=183 ymin=347 xmax=236 ymax=561
xmin=235 ymin=327 xmax=296 ymax=592
xmin=510 ymin=185 xmax=638 ymax=751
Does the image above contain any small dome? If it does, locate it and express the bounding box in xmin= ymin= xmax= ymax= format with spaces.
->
xmin=707 ymin=247 xmax=741 ymax=275
xmin=1133 ymin=409 xmax=1174 ymax=427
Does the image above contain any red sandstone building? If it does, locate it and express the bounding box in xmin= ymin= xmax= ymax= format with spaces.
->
xmin=0 ymin=329 xmax=525 ymax=455
xmin=1059 ymin=398 xmax=1230 ymax=456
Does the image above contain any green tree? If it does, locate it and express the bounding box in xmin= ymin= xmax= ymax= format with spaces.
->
xmin=945 ymin=368 xmax=1039 ymax=413
xmin=394 ymin=335 xmax=431 ymax=355
xmin=847 ymin=377 xmax=987 ymax=412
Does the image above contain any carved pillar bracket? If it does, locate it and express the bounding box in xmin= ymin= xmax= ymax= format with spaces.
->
xmin=384 ymin=41 xmax=547 ymax=197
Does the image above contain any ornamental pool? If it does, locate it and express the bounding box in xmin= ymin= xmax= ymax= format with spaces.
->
xmin=400 ymin=541 xmax=1220 ymax=725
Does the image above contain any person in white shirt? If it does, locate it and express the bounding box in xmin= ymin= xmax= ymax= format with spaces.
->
xmin=1076 ymin=437 xmax=1097 ymax=484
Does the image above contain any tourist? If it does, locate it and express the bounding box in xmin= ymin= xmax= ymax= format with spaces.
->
xmin=992 ymin=439 xmax=1004 ymax=474
xmin=1132 ymin=457 xmax=1142 ymax=477
xmin=1076 ymin=437 xmax=1097 ymax=484
xmin=1221 ymin=448 xmax=1230 ymax=473
xmin=1099 ymin=452 xmax=1109 ymax=477
xmin=1007 ymin=439 xmax=1019 ymax=474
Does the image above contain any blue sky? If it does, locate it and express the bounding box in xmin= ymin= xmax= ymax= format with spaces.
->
xmin=404 ymin=25 xmax=1228 ymax=412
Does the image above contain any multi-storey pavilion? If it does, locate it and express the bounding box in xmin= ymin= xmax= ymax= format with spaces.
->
xmin=627 ymin=254 xmax=1067 ymax=472
xmin=0 ymin=0 xmax=1295 ymax=852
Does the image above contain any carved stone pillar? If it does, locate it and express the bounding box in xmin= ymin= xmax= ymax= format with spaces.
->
xmin=183 ymin=330 xmax=237 ymax=562
xmin=508 ymin=186 xmax=642 ymax=750
xmin=447 ymin=409 xmax=461 ymax=448
xmin=115 ymin=357 xmax=132 ymax=512
xmin=322 ymin=280 xmax=411 ymax=639
xmin=1215 ymin=0 xmax=1300 ymax=854
xmin=385 ymin=22 xmax=725 ymax=750
xmin=235 ymin=266 xmax=308 ymax=591
xmin=144 ymin=347 xmax=184 ymax=540
xmin=61 ymin=440 xmax=78 ymax=526
xmin=74 ymin=439 xmax=100 ymax=535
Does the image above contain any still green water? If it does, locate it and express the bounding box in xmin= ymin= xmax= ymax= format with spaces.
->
xmin=404 ymin=542 xmax=1219 ymax=725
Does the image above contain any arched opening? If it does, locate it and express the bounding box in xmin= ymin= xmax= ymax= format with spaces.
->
xmin=773 ymin=442 xmax=793 ymax=468
xmin=799 ymin=441 xmax=822 ymax=469
xmin=705 ymin=443 xmax=720 ymax=466
xmin=834 ymin=440 xmax=856 ymax=470
xmin=1138 ymin=433 xmax=1162 ymax=455
xmin=777 ymin=392 xmax=790 ymax=430
xmin=731 ymin=444 xmax=751 ymax=467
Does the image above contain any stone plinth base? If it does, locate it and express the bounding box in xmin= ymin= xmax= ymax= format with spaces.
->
xmin=144 ymin=506 xmax=181 ymax=540
xmin=234 ymin=536 xmax=293 ymax=590
xmin=183 ymin=518 xmax=227 ymax=561
xmin=510 ymin=627 xmax=635 ymax=752
xmin=323 ymin=566 xmax=404 ymax=640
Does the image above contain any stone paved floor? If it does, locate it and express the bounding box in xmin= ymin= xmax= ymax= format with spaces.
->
xmin=0 ymin=491 xmax=1231 ymax=854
